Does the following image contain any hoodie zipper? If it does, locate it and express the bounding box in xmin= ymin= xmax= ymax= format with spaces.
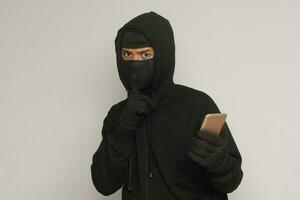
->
xmin=145 ymin=110 xmax=154 ymax=200
xmin=149 ymin=117 xmax=153 ymax=179
xmin=127 ymin=91 xmax=156 ymax=194
xmin=127 ymin=130 xmax=151 ymax=193
xmin=144 ymin=128 xmax=149 ymax=200
xmin=127 ymin=153 xmax=133 ymax=191
xmin=127 ymin=134 xmax=135 ymax=192
xmin=149 ymin=91 xmax=154 ymax=179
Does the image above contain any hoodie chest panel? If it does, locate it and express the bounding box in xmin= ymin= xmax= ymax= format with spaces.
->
xmin=147 ymin=100 xmax=211 ymax=198
xmin=150 ymin=100 xmax=205 ymax=176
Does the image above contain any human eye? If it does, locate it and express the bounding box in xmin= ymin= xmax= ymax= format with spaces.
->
xmin=123 ymin=51 xmax=132 ymax=58
xmin=142 ymin=52 xmax=152 ymax=59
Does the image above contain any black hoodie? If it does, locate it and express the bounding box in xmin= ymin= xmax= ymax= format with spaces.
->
xmin=91 ymin=11 xmax=243 ymax=200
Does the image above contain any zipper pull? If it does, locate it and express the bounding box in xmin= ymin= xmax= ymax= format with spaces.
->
xmin=149 ymin=148 xmax=153 ymax=179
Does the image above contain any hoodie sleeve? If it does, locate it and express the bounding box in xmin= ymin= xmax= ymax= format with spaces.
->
xmin=90 ymin=103 xmax=135 ymax=196
xmin=203 ymin=94 xmax=244 ymax=194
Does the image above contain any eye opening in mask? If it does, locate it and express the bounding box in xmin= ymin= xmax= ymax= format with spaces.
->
xmin=121 ymin=47 xmax=154 ymax=61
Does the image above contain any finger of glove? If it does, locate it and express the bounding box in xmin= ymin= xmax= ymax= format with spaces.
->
xmin=187 ymin=150 xmax=207 ymax=166
xmin=129 ymin=116 xmax=142 ymax=128
xmin=133 ymin=113 xmax=144 ymax=121
xmin=136 ymin=101 xmax=151 ymax=116
xmin=189 ymin=137 xmax=216 ymax=153
xmin=138 ymin=95 xmax=156 ymax=110
xmin=196 ymin=130 xmax=224 ymax=147
xmin=129 ymin=81 xmax=140 ymax=96
xmin=124 ymin=113 xmax=144 ymax=128
xmin=188 ymin=142 xmax=210 ymax=159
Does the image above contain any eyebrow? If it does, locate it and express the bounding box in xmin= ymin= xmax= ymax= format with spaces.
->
xmin=136 ymin=48 xmax=152 ymax=53
xmin=122 ymin=48 xmax=153 ymax=53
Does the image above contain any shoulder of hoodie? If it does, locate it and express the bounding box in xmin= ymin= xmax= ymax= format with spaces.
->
xmin=175 ymin=83 xmax=217 ymax=108
xmin=105 ymin=98 xmax=127 ymax=118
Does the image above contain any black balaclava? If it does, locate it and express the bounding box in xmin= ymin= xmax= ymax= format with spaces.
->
xmin=120 ymin=30 xmax=155 ymax=97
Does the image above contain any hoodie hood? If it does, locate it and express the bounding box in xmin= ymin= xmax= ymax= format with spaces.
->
xmin=115 ymin=11 xmax=176 ymax=109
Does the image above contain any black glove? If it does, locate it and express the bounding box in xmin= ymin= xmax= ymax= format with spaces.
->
xmin=115 ymin=83 xmax=156 ymax=140
xmin=187 ymin=130 xmax=228 ymax=172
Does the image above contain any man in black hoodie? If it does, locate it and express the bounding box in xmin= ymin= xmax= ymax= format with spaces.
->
xmin=91 ymin=11 xmax=243 ymax=200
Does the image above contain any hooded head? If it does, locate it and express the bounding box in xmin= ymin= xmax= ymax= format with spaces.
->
xmin=115 ymin=11 xmax=176 ymax=108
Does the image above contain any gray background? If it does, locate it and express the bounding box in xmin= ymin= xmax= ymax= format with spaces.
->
xmin=1 ymin=0 xmax=299 ymax=199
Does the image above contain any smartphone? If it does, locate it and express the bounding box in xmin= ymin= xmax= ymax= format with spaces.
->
xmin=200 ymin=113 xmax=227 ymax=136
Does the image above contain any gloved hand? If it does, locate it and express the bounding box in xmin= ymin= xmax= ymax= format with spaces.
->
xmin=187 ymin=130 xmax=228 ymax=172
xmin=117 ymin=82 xmax=156 ymax=138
